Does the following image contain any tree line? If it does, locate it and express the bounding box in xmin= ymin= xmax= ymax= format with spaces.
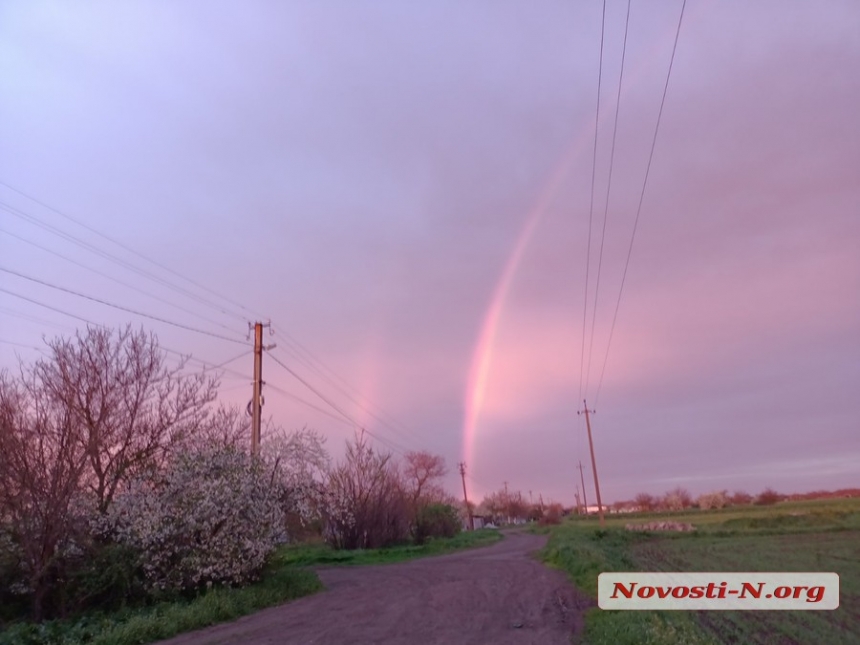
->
xmin=0 ymin=326 xmax=461 ymax=624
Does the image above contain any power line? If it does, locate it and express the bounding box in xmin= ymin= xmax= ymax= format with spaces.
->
xmin=264 ymin=350 xmax=409 ymax=456
xmin=0 ymin=287 xmax=104 ymax=327
xmin=579 ymin=0 xmax=608 ymax=402
xmin=218 ymin=382 xmax=251 ymax=393
xmin=0 ymin=266 xmax=248 ymax=345
xmin=0 ymin=306 xmax=76 ymax=332
xmin=0 ymin=226 xmax=243 ymax=335
xmin=265 ymin=382 xmax=356 ymax=427
xmin=585 ymin=0 xmax=632 ymax=396
xmin=0 ymin=291 xmax=249 ymax=376
xmin=162 ymin=349 xmax=252 ymax=384
xmin=594 ymin=0 xmax=687 ymax=406
xmin=272 ymin=343 xmax=421 ymax=448
xmin=0 ymin=181 xmax=265 ymax=322
xmin=0 ymin=339 xmax=43 ymax=351
xmin=0 ymin=200 xmax=249 ymax=324
xmin=270 ymin=326 xmax=421 ymax=444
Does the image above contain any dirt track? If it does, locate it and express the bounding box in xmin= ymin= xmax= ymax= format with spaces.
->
xmin=156 ymin=531 xmax=590 ymax=645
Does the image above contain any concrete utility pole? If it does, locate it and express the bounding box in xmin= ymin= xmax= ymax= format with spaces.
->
xmin=578 ymin=461 xmax=588 ymax=514
xmin=459 ymin=462 xmax=474 ymax=531
xmin=578 ymin=399 xmax=604 ymax=526
xmin=575 ymin=488 xmax=582 ymax=516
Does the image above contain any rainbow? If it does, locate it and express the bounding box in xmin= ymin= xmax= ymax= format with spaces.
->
xmin=459 ymin=4 xmax=697 ymax=483
xmin=461 ymin=136 xmax=587 ymax=472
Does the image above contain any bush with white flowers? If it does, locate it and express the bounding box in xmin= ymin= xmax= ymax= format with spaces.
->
xmin=104 ymin=446 xmax=285 ymax=593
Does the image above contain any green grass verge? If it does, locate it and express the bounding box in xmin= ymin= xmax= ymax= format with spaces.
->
xmin=277 ymin=527 xmax=503 ymax=567
xmin=541 ymin=498 xmax=860 ymax=645
xmin=541 ymin=524 xmax=718 ymax=645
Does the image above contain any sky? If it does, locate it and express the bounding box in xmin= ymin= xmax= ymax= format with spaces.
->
xmin=1 ymin=0 xmax=858 ymax=506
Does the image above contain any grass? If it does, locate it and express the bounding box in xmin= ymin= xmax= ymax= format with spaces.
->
xmin=0 ymin=567 xmax=322 ymax=645
xmin=0 ymin=529 xmax=501 ymax=645
xmin=277 ymin=527 xmax=503 ymax=567
xmin=540 ymin=497 xmax=860 ymax=645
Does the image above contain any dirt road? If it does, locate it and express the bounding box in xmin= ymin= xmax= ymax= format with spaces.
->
xmin=157 ymin=531 xmax=590 ymax=645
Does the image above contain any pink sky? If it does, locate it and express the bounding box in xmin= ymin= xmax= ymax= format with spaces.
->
xmin=1 ymin=0 xmax=858 ymax=504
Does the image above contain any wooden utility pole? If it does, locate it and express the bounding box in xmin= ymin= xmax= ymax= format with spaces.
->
xmin=578 ymin=399 xmax=604 ymax=526
xmin=250 ymin=322 xmax=264 ymax=455
xmin=575 ymin=486 xmax=583 ymax=515
xmin=578 ymin=461 xmax=588 ymax=514
xmin=459 ymin=462 xmax=474 ymax=531
xmin=249 ymin=322 xmax=275 ymax=456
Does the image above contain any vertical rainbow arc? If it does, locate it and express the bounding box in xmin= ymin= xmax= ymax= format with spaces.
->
xmin=461 ymin=136 xmax=586 ymax=473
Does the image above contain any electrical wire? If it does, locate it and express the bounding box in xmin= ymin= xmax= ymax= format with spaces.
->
xmin=0 ymin=199 xmax=250 ymax=324
xmin=585 ymin=0 xmax=632 ymax=396
xmin=0 ymin=306 xmax=75 ymax=332
xmin=264 ymin=350 xmax=409 ymax=456
xmin=593 ymin=0 xmax=687 ymax=407
xmin=0 ymin=226 xmax=243 ymax=335
xmin=265 ymin=382 xmax=356 ymax=427
xmin=0 ymin=339 xmax=43 ymax=351
xmin=272 ymin=342 xmax=421 ymax=448
xmin=270 ymin=325 xmax=421 ymax=444
xmin=0 ymin=287 xmax=105 ymax=327
xmin=0 ymin=266 xmax=248 ymax=345
xmin=0 ymin=181 xmax=266 ymax=322
xmin=579 ymin=0 xmax=608 ymax=402
xmin=160 ymin=347 xmax=251 ymax=373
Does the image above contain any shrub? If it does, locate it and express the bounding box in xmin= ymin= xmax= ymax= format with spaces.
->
xmin=697 ymin=491 xmax=728 ymax=510
xmin=755 ymin=488 xmax=782 ymax=506
xmin=539 ymin=503 xmax=564 ymax=526
xmin=634 ymin=493 xmax=656 ymax=512
xmin=103 ymin=446 xmax=285 ymax=594
xmin=66 ymin=542 xmax=146 ymax=613
xmin=729 ymin=490 xmax=753 ymax=506
xmin=414 ymin=503 xmax=461 ymax=544
xmin=324 ymin=432 xmax=410 ymax=550
xmin=663 ymin=487 xmax=693 ymax=511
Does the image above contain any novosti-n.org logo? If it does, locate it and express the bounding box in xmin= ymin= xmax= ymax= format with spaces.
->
xmin=598 ymin=572 xmax=839 ymax=610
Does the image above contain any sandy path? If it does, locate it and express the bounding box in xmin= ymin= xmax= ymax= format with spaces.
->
xmin=156 ymin=531 xmax=590 ymax=645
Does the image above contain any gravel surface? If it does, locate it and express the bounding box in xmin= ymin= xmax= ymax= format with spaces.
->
xmin=155 ymin=530 xmax=591 ymax=645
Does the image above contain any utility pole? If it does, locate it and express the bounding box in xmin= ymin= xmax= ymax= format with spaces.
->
xmin=539 ymin=493 xmax=545 ymax=513
xmin=575 ymin=488 xmax=582 ymax=516
xmin=503 ymin=481 xmax=510 ymax=524
xmin=249 ymin=321 xmax=273 ymax=456
xmin=459 ymin=462 xmax=474 ymax=531
xmin=578 ymin=399 xmax=604 ymax=526
xmin=578 ymin=461 xmax=588 ymax=514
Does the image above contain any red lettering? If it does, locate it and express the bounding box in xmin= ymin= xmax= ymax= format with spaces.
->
xmin=611 ymin=582 xmax=635 ymax=599
xmin=672 ymin=586 xmax=690 ymax=598
xmin=739 ymin=582 xmax=763 ymax=599
xmin=774 ymin=586 xmax=791 ymax=598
